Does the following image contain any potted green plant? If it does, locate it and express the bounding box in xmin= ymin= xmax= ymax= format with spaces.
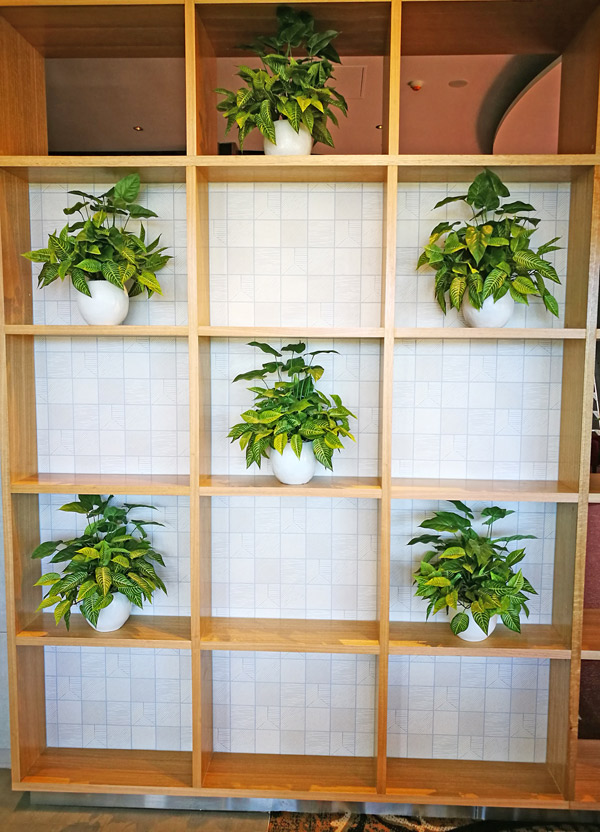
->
xmin=31 ymin=495 xmax=167 ymax=632
xmin=417 ymin=169 xmax=562 ymax=327
xmin=216 ymin=6 xmax=348 ymax=155
xmin=228 ymin=341 xmax=356 ymax=484
xmin=22 ymin=173 xmax=171 ymax=326
xmin=410 ymin=501 xmax=537 ymax=641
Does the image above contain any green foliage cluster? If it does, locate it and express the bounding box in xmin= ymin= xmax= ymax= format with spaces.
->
xmin=417 ymin=169 xmax=562 ymax=317
xmin=228 ymin=341 xmax=356 ymax=471
xmin=31 ymin=495 xmax=167 ymax=629
xmin=216 ymin=5 xmax=348 ymax=150
xmin=22 ymin=174 xmax=171 ymax=298
xmin=411 ymin=501 xmax=537 ymax=636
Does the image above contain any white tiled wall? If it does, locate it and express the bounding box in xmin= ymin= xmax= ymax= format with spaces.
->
xmin=209 ymin=183 xmax=382 ymax=328
xmin=212 ymin=497 xmax=378 ymax=620
xmin=213 ymin=651 xmax=377 ymax=756
xmin=0 ymin=180 xmax=569 ymax=764
xmin=45 ymin=646 xmax=192 ymax=751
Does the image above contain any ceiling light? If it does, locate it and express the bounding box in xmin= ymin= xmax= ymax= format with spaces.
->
xmin=448 ymin=79 xmax=468 ymax=88
xmin=132 ymin=125 xmax=144 ymax=131
xmin=375 ymin=124 xmax=383 ymax=130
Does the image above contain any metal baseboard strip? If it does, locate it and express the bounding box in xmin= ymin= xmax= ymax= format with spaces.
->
xmin=27 ymin=792 xmax=600 ymax=821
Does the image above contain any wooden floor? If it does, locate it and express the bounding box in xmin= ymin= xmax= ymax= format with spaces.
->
xmin=0 ymin=769 xmax=269 ymax=832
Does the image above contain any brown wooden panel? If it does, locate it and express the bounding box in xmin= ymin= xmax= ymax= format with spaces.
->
xmin=559 ymin=6 xmax=600 ymax=154
xmin=196 ymin=2 xmax=391 ymax=58
xmin=1 ymin=4 xmax=185 ymax=59
xmin=401 ymin=0 xmax=600 ymax=56
xmin=0 ymin=170 xmax=34 ymax=326
xmin=195 ymin=7 xmax=218 ymax=155
xmin=0 ymin=15 xmax=47 ymax=155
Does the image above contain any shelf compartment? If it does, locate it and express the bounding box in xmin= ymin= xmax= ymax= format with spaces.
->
xmin=202 ymin=752 xmax=377 ymax=797
xmin=199 ymin=474 xmax=381 ymax=498
xmin=201 ymin=326 xmax=384 ymax=339
xmin=18 ymin=748 xmax=193 ymax=794
xmin=574 ymin=740 xmax=600 ymax=807
xmin=11 ymin=473 xmax=191 ymax=496
xmin=1 ymin=158 xmax=188 ymax=183
xmin=6 ymin=325 xmax=188 ymax=338
xmin=200 ymin=617 xmax=380 ymax=654
xmin=17 ymin=614 xmax=191 ymax=650
xmin=395 ymin=328 xmax=585 ymax=341
xmin=582 ymin=609 xmax=600 ymax=660
xmin=386 ymin=758 xmax=565 ymax=809
xmin=390 ymin=478 xmax=578 ymax=503
xmin=389 ymin=622 xmax=570 ymax=659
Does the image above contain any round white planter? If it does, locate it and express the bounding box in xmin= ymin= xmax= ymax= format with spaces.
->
xmin=270 ymin=441 xmax=317 ymax=485
xmin=462 ymin=293 xmax=515 ymax=328
xmin=450 ymin=608 xmax=498 ymax=642
xmin=264 ymin=120 xmax=313 ymax=156
xmin=76 ymin=280 xmax=130 ymax=326
xmin=87 ymin=592 xmax=132 ymax=633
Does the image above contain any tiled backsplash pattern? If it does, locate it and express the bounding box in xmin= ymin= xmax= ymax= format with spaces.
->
xmin=211 ymin=497 xmax=379 ymax=620
xmin=0 ymin=180 xmax=565 ymax=762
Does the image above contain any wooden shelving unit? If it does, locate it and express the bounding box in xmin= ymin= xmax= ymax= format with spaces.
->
xmin=1 ymin=0 xmax=600 ymax=811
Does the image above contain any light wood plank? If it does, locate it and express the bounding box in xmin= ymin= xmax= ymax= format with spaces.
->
xmin=395 ymin=327 xmax=585 ymax=340
xmin=198 ymin=474 xmax=382 ymax=498
xmin=11 ymin=472 xmax=190 ymax=495
xmin=20 ymin=748 xmax=193 ymax=793
xmin=200 ymin=617 xmax=380 ymax=654
xmin=391 ymin=477 xmax=579 ymax=502
xmin=201 ymin=326 xmax=384 ymax=339
xmin=16 ymin=614 xmax=192 ymax=649
xmin=382 ymin=0 xmax=401 ymax=155
xmin=202 ymin=753 xmax=377 ymax=796
xmin=389 ymin=622 xmax=570 ymax=659
xmin=573 ymin=740 xmax=600 ymax=806
xmin=5 ymin=325 xmax=187 ymax=337
xmin=386 ymin=758 xmax=565 ymax=809
xmin=581 ymin=609 xmax=600 ymax=659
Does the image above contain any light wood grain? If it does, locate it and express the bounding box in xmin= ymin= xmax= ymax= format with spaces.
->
xmin=201 ymin=326 xmax=384 ymax=339
xmin=386 ymin=758 xmax=565 ymax=809
xmin=382 ymin=0 xmax=401 ymax=155
xmin=389 ymin=622 xmax=570 ymax=659
xmin=0 ymin=14 xmax=46 ymax=156
xmin=390 ymin=477 xmax=579 ymax=502
xmin=395 ymin=327 xmax=586 ymax=340
xmin=11 ymin=472 xmax=191 ymax=495
xmin=581 ymin=609 xmax=600 ymax=659
xmin=202 ymin=753 xmax=377 ymax=796
xmin=21 ymin=748 xmax=193 ymax=793
xmin=5 ymin=324 xmax=187 ymax=337
xmin=198 ymin=474 xmax=382 ymax=498
xmin=193 ymin=4 xmax=217 ymax=155
xmin=574 ymin=740 xmax=600 ymax=806
xmin=200 ymin=617 xmax=379 ymax=654
xmin=1 ymin=4 xmax=185 ymax=59
xmin=16 ymin=614 xmax=192 ymax=649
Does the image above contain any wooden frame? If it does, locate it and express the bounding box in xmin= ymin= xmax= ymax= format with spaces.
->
xmin=1 ymin=0 xmax=600 ymax=810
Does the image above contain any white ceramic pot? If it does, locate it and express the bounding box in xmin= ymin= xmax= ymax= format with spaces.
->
xmin=270 ymin=441 xmax=317 ymax=484
xmin=88 ymin=592 xmax=132 ymax=633
xmin=462 ymin=293 xmax=515 ymax=328
xmin=451 ymin=608 xmax=498 ymax=642
xmin=264 ymin=120 xmax=313 ymax=156
xmin=76 ymin=280 xmax=130 ymax=326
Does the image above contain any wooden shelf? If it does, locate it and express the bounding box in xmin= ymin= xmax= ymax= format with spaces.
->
xmin=202 ymin=753 xmax=377 ymax=797
xmin=1 ymin=157 xmax=188 ymax=183
xmin=389 ymin=622 xmax=570 ymax=659
xmin=582 ymin=609 xmax=600 ymax=660
xmin=574 ymin=740 xmax=600 ymax=807
xmin=200 ymin=326 xmax=384 ymax=339
xmin=386 ymin=758 xmax=566 ymax=809
xmin=395 ymin=327 xmax=585 ymax=341
xmin=5 ymin=325 xmax=188 ymax=338
xmin=390 ymin=478 xmax=578 ymax=503
xmin=17 ymin=614 xmax=191 ymax=649
xmin=200 ymin=617 xmax=380 ymax=654
xmin=199 ymin=474 xmax=382 ymax=498
xmin=589 ymin=473 xmax=600 ymax=501
xmin=11 ymin=473 xmax=190 ymax=496
xmin=18 ymin=748 xmax=193 ymax=795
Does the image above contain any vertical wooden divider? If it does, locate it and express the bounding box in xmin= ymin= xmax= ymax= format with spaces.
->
xmin=383 ymin=0 xmax=401 ymax=156
xmin=376 ymin=164 xmax=398 ymax=792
